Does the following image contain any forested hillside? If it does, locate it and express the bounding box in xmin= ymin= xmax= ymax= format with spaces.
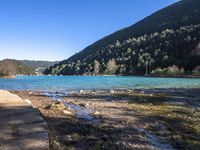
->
xmin=18 ymin=60 xmax=59 ymax=74
xmin=45 ymin=0 xmax=200 ymax=76
xmin=0 ymin=59 xmax=35 ymax=77
xmin=19 ymin=60 xmax=58 ymax=69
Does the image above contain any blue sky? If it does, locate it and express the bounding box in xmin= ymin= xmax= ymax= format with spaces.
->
xmin=0 ymin=0 xmax=178 ymax=61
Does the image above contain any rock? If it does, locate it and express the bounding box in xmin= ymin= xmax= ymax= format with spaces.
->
xmin=49 ymin=102 xmax=66 ymax=110
xmin=65 ymin=135 xmax=73 ymax=142
xmin=79 ymin=103 xmax=85 ymax=107
xmin=52 ymin=140 xmax=62 ymax=149
xmin=94 ymin=111 xmax=100 ymax=115
xmin=80 ymin=90 xmax=84 ymax=94
xmin=63 ymin=110 xmax=73 ymax=115
xmin=141 ymin=91 xmax=145 ymax=94
xmin=67 ymin=106 xmax=71 ymax=110
xmin=53 ymin=140 xmax=60 ymax=146
xmin=24 ymin=99 xmax=32 ymax=105
xmin=110 ymin=90 xmax=115 ymax=94
xmin=85 ymin=103 xmax=90 ymax=107
xmin=149 ymin=103 xmax=153 ymax=106
xmin=157 ymin=124 xmax=166 ymax=130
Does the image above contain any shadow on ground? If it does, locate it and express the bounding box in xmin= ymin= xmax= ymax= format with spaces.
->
xmin=0 ymin=105 xmax=49 ymax=150
xmin=45 ymin=115 xmax=156 ymax=150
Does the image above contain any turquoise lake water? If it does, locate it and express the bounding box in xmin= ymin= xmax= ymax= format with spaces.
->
xmin=0 ymin=76 xmax=200 ymax=92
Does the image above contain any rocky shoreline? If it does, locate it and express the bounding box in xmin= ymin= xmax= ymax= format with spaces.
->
xmin=13 ymin=89 xmax=200 ymax=150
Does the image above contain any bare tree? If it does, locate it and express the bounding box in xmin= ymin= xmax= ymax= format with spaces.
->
xmin=0 ymin=60 xmax=17 ymax=77
xmin=94 ymin=60 xmax=100 ymax=75
xmin=106 ymin=58 xmax=117 ymax=75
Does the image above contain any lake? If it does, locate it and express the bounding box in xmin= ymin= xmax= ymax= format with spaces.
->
xmin=0 ymin=76 xmax=200 ymax=92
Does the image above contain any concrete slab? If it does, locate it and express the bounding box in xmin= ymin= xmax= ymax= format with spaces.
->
xmin=0 ymin=109 xmax=44 ymax=125
xmin=0 ymin=90 xmax=49 ymax=150
xmin=0 ymin=132 xmax=49 ymax=150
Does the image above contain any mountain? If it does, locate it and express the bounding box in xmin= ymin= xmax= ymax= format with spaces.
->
xmin=0 ymin=59 xmax=35 ymax=78
xmin=45 ymin=0 xmax=200 ymax=76
xmin=19 ymin=60 xmax=59 ymax=69
xmin=0 ymin=59 xmax=59 ymax=78
xmin=18 ymin=60 xmax=59 ymax=74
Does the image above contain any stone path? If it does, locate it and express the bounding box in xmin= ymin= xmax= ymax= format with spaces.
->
xmin=0 ymin=90 xmax=49 ymax=150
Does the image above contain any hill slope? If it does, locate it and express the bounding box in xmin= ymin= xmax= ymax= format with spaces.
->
xmin=19 ymin=60 xmax=59 ymax=69
xmin=18 ymin=60 xmax=59 ymax=74
xmin=45 ymin=0 xmax=200 ymax=76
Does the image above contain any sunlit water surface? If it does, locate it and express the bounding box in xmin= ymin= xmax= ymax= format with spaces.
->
xmin=0 ymin=76 xmax=200 ymax=92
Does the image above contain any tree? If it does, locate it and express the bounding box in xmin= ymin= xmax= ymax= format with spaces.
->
xmin=0 ymin=60 xmax=17 ymax=77
xmin=93 ymin=60 xmax=100 ymax=75
xmin=106 ymin=59 xmax=117 ymax=75
xmin=192 ymin=65 xmax=200 ymax=74
xmin=127 ymin=48 xmax=132 ymax=54
xmin=115 ymin=40 xmax=121 ymax=47
xmin=192 ymin=42 xmax=200 ymax=56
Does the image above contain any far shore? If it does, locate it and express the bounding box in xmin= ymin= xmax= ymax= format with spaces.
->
xmin=146 ymin=74 xmax=200 ymax=78
xmin=1 ymin=74 xmax=199 ymax=79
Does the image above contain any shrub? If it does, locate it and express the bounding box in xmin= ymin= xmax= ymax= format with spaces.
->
xmin=152 ymin=65 xmax=184 ymax=76
xmin=192 ymin=65 xmax=200 ymax=75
